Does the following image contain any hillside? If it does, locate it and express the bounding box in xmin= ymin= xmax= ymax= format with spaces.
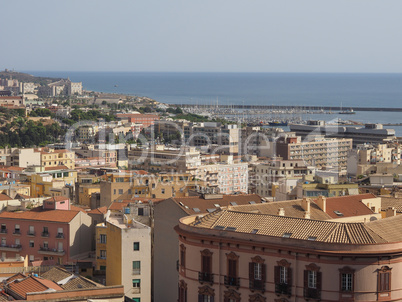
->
xmin=0 ymin=69 xmax=64 ymax=85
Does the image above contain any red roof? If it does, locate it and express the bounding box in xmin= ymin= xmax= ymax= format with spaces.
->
xmin=43 ymin=196 xmax=69 ymax=202
xmin=319 ymin=193 xmax=376 ymax=218
xmin=7 ymin=276 xmax=62 ymax=300
xmin=0 ymin=193 xmax=12 ymax=201
xmin=44 ymin=165 xmax=70 ymax=171
xmin=109 ymin=198 xmax=163 ymax=211
xmin=88 ymin=206 xmax=108 ymax=214
xmin=0 ymin=209 xmax=79 ymax=223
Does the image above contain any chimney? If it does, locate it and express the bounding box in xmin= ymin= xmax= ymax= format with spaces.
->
xmin=301 ymin=197 xmax=311 ymax=212
xmin=277 ymin=208 xmax=285 ymax=216
xmin=316 ymin=195 xmax=327 ymax=212
xmin=303 ymin=211 xmax=311 ymax=219
xmin=386 ymin=206 xmax=397 ymax=218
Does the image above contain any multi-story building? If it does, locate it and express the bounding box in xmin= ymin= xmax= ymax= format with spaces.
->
xmin=128 ymin=145 xmax=201 ymax=173
xmin=347 ymin=143 xmax=401 ymax=177
xmin=0 ymin=96 xmax=24 ymax=107
xmin=116 ymin=113 xmax=159 ymax=129
xmin=99 ymin=171 xmax=206 ymax=206
xmin=290 ymin=120 xmax=396 ymax=147
xmin=253 ymin=158 xmax=314 ymax=197
xmin=276 ymin=135 xmax=352 ymax=168
xmin=36 ymin=147 xmax=75 ymax=169
xmin=175 ymin=200 xmax=402 ymax=302
xmin=0 ymin=198 xmax=91 ymax=264
xmin=19 ymin=82 xmax=36 ymax=94
xmin=102 ymin=209 xmax=152 ymax=302
xmin=73 ymin=144 xmax=117 ymax=167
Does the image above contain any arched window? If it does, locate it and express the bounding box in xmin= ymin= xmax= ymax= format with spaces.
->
xmin=178 ymin=280 xmax=187 ymax=302
xmin=198 ymin=285 xmax=214 ymax=302
xmin=275 ymin=259 xmax=292 ymax=296
xmin=249 ymin=256 xmax=266 ymax=292
xmin=225 ymin=252 xmax=240 ymax=288
xmin=303 ymin=263 xmax=321 ymax=300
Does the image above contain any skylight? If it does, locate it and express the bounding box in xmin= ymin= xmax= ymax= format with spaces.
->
xmin=307 ymin=236 xmax=317 ymax=241
xmin=230 ymin=202 xmax=238 ymax=206
xmin=214 ymin=225 xmax=225 ymax=230
xmin=225 ymin=226 xmax=237 ymax=232
xmin=334 ymin=210 xmax=344 ymax=216
xmin=249 ymin=201 xmax=256 ymax=204
xmin=251 ymin=229 xmax=258 ymax=234
xmin=193 ymin=208 xmax=200 ymax=213
xmin=282 ymin=232 xmax=292 ymax=238
xmin=207 ymin=208 xmax=216 ymax=213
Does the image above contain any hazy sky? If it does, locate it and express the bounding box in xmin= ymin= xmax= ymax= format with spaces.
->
xmin=2 ymin=0 xmax=402 ymax=72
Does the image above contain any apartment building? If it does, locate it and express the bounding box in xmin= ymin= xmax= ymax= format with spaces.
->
xmin=290 ymin=120 xmax=396 ymax=147
xmin=0 ymin=96 xmax=25 ymax=107
xmin=99 ymin=171 xmax=206 ymax=206
xmin=0 ymin=198 xmax=91 ymax=264
xmin=347 ymin=143 xmax=401 ymax=176
xmin=175 ymin=199 xmax=402 ymax=302
xmin=276 ymin=136 xmax=352 ymax=168
xmin=103 ymin=210 xmax=152 ymax=302
xmin=253 ymin=158 xmax=314 ymax=197
xmin=128 ymin=145 xmax=201 ymax=172
xmin=73 ymin=144 xmax=117 ymax=167
xmin=36 ymin=147 xmax=75 ymax=169
xmin=116 ymin=113 xmax=159 ymax=129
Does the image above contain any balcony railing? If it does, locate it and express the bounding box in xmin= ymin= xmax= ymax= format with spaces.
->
xmin=304 ymin=288 xmax=321 ymax=300
xmin=249 ymin=279 xmax=265 ymax=292
xmin=0 ymin=244 xmax=22 ymax=252
xmin=27 ymin=231 xmax=36 ymax=236
xmin=41 ymin=232 xmax=50 ymax=237
xmin=56 ymin=233 xmax=64 ymax=239
xmin=38 ymin=247 xmax=65 ymax=256
xmin=275 ymin=283 xmax=291 ymax=296
xmin=132 ymin=269 xmax=141 ymax=275
xmin=224 ymin=276 xmax=240 ymax=288
xmin=198 ymin=272 xmax=214 ymax=284
xmin=13 ymin=230 xmax=21 ymax=235
xmin=0 ymin=229 xmax=7 ymax=234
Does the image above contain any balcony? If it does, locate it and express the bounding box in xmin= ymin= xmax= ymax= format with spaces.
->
xmin=41 ymin=232 xmax=50 ymax=238
xmin=13 ymin=230 xmax=21 ymax=235
xmin=224 ymin=276 xmax=240 ymax=288
xmin=56 ymin=233 xmax=64 ymax=239
xmin=27 ymin=231 xmax=36 ymax=236
xmin=0 ymin=244 xmax=22 ymax=252
xmin=304 ymin=288 xmax=321 ymax=300
xmin=132 ymin=269 xmax=141 ymax=275
xmin=0 ymin=229 xmax=7 ymax=234
xmin=38 ymin=247 xmax=65 ymax=256
xmin=198 ymin=272 xmax=214 ymax=284
xmin=131 ymin=288 xmax=141 ymax=294
xmin=249 ymin=279 xmax=265 ymax=292
xmin=275 ymin=283 xmax=291 ymax=296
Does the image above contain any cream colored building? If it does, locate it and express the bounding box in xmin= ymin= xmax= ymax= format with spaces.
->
xmin=37 ymin=148 xmax=75 ymax=169
xmin=103 ymin=210 xmax=151 ymax=302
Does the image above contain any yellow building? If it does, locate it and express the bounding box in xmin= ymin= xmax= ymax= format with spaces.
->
xmin=100 ymin=171 xmax=207 ymax=206
xmin=95 ymin=222 xmax=107 ymax=272
xmin=36 ymin=147 xmax=75 ymax=169
xmin=78 ymin=184 xmax=101 ymax=207
xmin=23 ymin=166 xmax=77 ymax=198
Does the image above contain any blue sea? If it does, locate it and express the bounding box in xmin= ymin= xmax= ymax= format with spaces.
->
xmin=26 ymin=71 xmax=402 ymax=134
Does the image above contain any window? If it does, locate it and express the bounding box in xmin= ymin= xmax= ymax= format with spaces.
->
xmin=304 ymin=263 xmax=321 ymax=300
xmin=43 ymin=241 xmax=48 ymax=249
xmin=29 ymin=240 xmax=34 ymax=248
xmin=161 ymin=189 xmax=165 ymax=194
xmin=132 ymin=279 xmax=141 ymax=288
xmin=223 ymin=289 xmax=240 ymax=302
xmin=14 ymin=224 xmax=20 ymax=234
xmin=378 ymin=266 xmax=391 ymax=293
xmin=28 ymin=226 xmax=35 ymax=235
xmin=225 ymin=252 xmax=239 ymax=287
xmin=275 ymin=259 xmax=292 ymax=295
xmin=199 ymin=249 xmax=213 ymax=283
xmin=138 ymin=208 xmax=144 ymax=216
xmin=113 ymin=189 xmax=116 ymax=195
xmin=42 ymin=227 xmax=49 ymax=237
xmin=180 ymin=244 xmax=186 ymax=270
xmin=100 ymin=234 xmax=106 ymax=244
xmin=132 ymin=298 xmax=140 ymax=302
xmin=198 ymin=285 xmax=214 ymax=302
xmin=249 ymin=256 xmax=265 ymax=291
xmin=132 ymin=261 xmax=141 ymax=274
xmin=57 ymin=227 xmax=64 ymax=238
xmin=100 ymin=250 xmax=106 ymax=259
xmin=339 ymin=267 xmax=354 ymax=293
xmin=0 ymin=224 xmax=6 ymax=233
xmin=133 ymin=242 xmax=140 ymax=251
xmin=178 ymin=280 xmax=187 ymax=302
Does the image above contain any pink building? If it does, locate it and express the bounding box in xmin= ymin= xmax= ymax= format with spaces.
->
xmin=0 ymin=202 xmax=92 ymax=264
xmin=176 ymin=209 xmax=402 ymax=302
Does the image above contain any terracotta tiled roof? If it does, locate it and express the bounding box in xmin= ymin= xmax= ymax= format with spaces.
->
xmin=43 ymin=196 xmax=69 ymax=202
xmin=168 ymin=194 xmax=263 ymax=215
xmin=70 ymin=205 xmax=88 ymax=212
xmin=0 ymin=209 xmax=79 ymax=223
xmin=0 ymin=193 xmax=12 ymax=201
xmin=7 ymin=276 xmax=62 ymax=300
xmin=366 ymin=215 xmax=402 ymax=243
xmin=381 ymin=197 xmax=402 ymax=212
xmin=231 ymin=199 xmax=332 ymax=220
xmin=41 ymin=267 xmax=72 ymax=283
xmin=321 ymin=194 xmax=376 ymax=218
xmin=88 ymin=206 xmax=108 ymax=214
xmin=189 ymin=209 xmax=389 ymax=244
xmin=61 ymin=276 xmax=102 ymax=290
